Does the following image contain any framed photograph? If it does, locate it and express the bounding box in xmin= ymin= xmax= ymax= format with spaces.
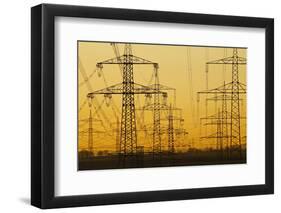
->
xmin=31 ymin=4 xmax=274 ymax=209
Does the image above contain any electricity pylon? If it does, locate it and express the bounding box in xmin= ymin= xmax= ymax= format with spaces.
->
xmin=198 ymin=48 xmax=246 ymax=158
xmin=139 ymin=102 xmax=185 ymax=153
xmin=87 ymin=44 xmax=166 ymax=164
xmin=115 ymin=117 xmax=120 ymax=154
xmin=200 ymin=110 xmax=231 ymax=158
xmin=152 ymin=69 xmax=161 ymax=157
xmin=168 ymin=104 xmax=175 ymax=153
xmin=88 ymin=109 xmax=93 ymax=152
xmin=138 ymin=84 xmax=175 ymax=157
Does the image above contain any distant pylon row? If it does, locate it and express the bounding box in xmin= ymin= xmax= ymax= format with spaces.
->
xmin=197 ymin=48 xmax=247 ymax=159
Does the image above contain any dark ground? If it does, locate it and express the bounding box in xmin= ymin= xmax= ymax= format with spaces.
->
xmin=78 ymin=149 xmax=246 ymax=170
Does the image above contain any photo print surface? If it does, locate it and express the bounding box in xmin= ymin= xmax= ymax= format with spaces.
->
xmin=78 ymin=41 xmax=247 ymax=170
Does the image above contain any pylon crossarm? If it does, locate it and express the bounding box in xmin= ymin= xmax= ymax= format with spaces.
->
xmin=160 ymin=105 xmax=182 ymax=111
xmin=97 ymin=54 xmax=158 ymax=66
xmin=206 ymin=94 xmax=243 ymax=101
xmin=148 ymin=83 xmax=175 ymax=91
xmin=206 ymin=56 xmax=246 ymax=65
xmin=200 ymin=131 xmax=232 ymax=139
xmin=198 ymin=81 xmax=246 ymax=95
xmin=87 ymin=83 xmax=167 ymax=98
xmin=204 ymin=122 xmax=232 ymax=126
xmin=200 ymin=111 xmax=225 ymax=120
xmin=133 ymin=83 xmax=166 ymax=94
xmin=200 ymin=112 xmax=246 ymax=120
xmin=201 ymin=135 xmax=232 ymax=139
xmin=140 ymin=103 xmax=182 ymax=111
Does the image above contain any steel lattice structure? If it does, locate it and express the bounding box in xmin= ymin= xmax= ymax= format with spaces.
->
xmin=140 ymin=84 xmax=175 ymax=157
xmin=168 ymin=104 xmax=175 ymax=153
xmin=140 ymin=103 xmax=185 ymax=154
xmin=230 ymin=48 xmax=242 ymax=157
xmin=120 ymin=44 xmax=136 ymax=156
xmin=198 ymin=48 xmax=246 ymax=158
xmin=87 ymin=44 xmax=166 ymax=162
xmin=152 ymin=70 xmax=162 ymax=156
xmin=87 ymin=109 xmax=94 ymax=152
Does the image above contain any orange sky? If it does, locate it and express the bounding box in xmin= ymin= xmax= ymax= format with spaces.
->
xmin=78 ymin=41 xmax=247 ymax=153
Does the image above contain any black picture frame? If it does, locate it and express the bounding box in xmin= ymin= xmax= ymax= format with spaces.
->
xmin=31 ymin=3 xmax=274 ymax=209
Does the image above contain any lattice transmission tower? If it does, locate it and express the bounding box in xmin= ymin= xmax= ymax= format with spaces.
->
xmin=87 ymin=44 xmax=166 ymax=164
xmin=168 ymin=104 xmax=175 ymax=153
xmin=87 ymin=109 xmax=93 ymax=152
xmin=198 ymin=48 xmax=247 ymax=158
